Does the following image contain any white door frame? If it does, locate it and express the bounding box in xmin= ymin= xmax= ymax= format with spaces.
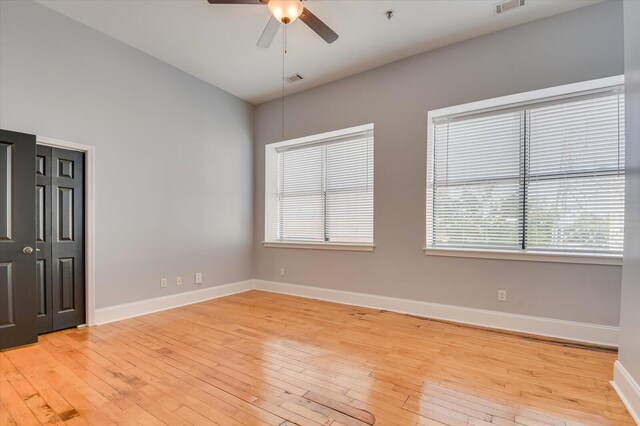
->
xmin=36 ymin=136 xmax=96 ymax=326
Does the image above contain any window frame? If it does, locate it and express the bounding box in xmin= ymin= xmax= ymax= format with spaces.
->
xmin=264 ymin=123 xmax=375 ymax=251
xmin=425 ymin=76 xmax=624 ymax=265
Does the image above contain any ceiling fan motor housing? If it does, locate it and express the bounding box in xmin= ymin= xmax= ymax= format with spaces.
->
xmin=268 ymin=0 xmax=304 ymax=24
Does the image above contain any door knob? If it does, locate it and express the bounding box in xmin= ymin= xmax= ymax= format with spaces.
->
xmin=22 ymin=247 xmax=34 ymax=255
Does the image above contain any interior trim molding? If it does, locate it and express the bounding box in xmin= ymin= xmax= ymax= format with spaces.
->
xmin=92 ymin=278 xmax=619 ymax=347
xmin=423 ymin=247 xmax=622 ymax=266
xmin=612 ymin=361 xmax=640 ymax=424
xmin=93 ymin=280 xmax=254 ymax=325
xmin=253 ymin=280 xmax=620 ymax=347
xmin=263 ymin=241 xmax=375 ymax=252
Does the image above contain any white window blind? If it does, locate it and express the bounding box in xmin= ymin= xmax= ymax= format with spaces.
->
xmin=276 ymin=130 xmax=374 ymax=244
xmin=427 ymin=88 xmax=625 ymax=255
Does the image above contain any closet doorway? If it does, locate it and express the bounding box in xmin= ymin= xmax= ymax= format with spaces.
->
xmin=36 ymin=144 xmax=85 ymax=334
xmin=0 ymin=129 xmax=93 ymax=350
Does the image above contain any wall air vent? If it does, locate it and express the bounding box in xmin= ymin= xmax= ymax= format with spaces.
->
xmin=286 ymin=73 xmax=304 ymax=83
xmin=494 ymin=0 xmax=525 ymax=15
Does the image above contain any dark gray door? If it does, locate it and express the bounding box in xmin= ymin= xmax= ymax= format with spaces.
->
xmin=36 ymin=145 xmax=53 ymax=333
xmin=36 ymin=146 xmax=85 ymax=334
xmin=0 ymin=129 xmax=37 ymax=350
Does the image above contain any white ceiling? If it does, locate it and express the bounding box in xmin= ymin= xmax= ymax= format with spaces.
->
xmin=37 ymin=0 xmax=602 ymax=105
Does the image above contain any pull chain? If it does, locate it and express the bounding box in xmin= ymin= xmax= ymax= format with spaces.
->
xmin=281 ymin=23 xmax=287 ymax=139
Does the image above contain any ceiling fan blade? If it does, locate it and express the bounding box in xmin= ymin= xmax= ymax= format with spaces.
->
xmin=299 ymin=7 xmax=339 ymax=44
xmin=257 ymin=17 xmax=280 ymax=48
xmin=207 ymin=0 xmax=265 ymax=4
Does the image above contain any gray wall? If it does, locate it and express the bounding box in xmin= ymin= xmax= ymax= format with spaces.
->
xmin=619 ymin=0 xmax=640 ymax=380
xmin=0 ymin=0 xmax=255 ymax=309
xmin=253 ymin=1 xmax=625 ymax=326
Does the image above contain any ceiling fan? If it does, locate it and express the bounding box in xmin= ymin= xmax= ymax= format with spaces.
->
xmin=207 ymin=0 xmax=339 ymax=48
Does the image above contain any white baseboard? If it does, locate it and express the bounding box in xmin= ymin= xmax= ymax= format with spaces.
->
xmin=93 ymin=280 xmax=255 ymax=325
xmin=612 ymin=361 xmax=640 ymax=424
xmin=92 ymin=278 xmax=619 ymax=348
xmin=253 ymin=280 xmax=619 ymax=347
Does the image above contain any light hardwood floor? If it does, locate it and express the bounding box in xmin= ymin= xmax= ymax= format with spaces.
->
xmin=0 ymin=290 xmax=634 ymax=425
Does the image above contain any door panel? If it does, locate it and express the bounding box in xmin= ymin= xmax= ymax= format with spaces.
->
xmin=51 ymin=147 xmax=84 ymax=331
xmin=58 ymin=258 xmax=74 ymax=312
xmin=36 ymin=259 xmax=46 ymax=317
xmin=1 ymin=143 xmax=13 ymax=240
xmin=0 ymin=129 xmax=37 ymax=350
xmin=36 ymin=145 xmax=53 ymax=333
xmin=58 ymin=159 xmax=73 ymax=178
xmin=36 ymin=186 xmax=45 ymax=242
xmin=58 ymin=187 xmax=74 ymax=241
xmin=36 ymin=146 xmax=85 ymax=334
xmin=36 ymin=155 xmax=45 ymax=175
xmin=0 ymin=262 xmax=15 ymax=326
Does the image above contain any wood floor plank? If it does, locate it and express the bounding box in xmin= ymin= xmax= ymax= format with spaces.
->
xmin=0 ymin=399 xmax=18 ymax=426
xmin=0 ymin=291 xmax=634 ymax=425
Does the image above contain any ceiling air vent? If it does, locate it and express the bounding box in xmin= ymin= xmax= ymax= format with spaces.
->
xmin=286 ymin=73 xmax=304 ymax=83
xmin=494 ymin=0 xmax=525 ymax=15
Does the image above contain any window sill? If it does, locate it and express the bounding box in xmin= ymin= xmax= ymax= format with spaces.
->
xmin=263 ymin=241 xmax=375 ymax=252
xmin=423 ymin=247 xmax=622 ymax=265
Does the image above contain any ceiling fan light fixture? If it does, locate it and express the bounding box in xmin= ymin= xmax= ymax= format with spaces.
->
xmin=268 ymin=0 xmax=303 ymax=24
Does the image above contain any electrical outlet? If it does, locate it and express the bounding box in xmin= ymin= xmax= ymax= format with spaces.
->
xmin=195 ymin=272 xmax=202 ymax=284
xmin=280 ymin=268 xmax=286 ymax=276
xmin=160 ymin=278 xmax=168 ymax=288
xmin=498 ymin=290 xmax=507 ymax=302
xmin=176 ymin=276 xmax=182 ymax=286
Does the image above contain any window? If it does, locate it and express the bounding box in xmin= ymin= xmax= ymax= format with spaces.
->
xmin=426 ymin=77 xmax=625 ymax=263
xmin=264 ymin=124 xmax=374 ymax=250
